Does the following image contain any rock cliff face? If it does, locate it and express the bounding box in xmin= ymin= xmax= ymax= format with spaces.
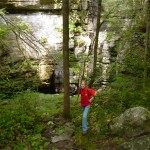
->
xmin=0 ymin=1 xmax=79 ymax=94
xmin=0 ymin=1 xmax=60 ymax=94
xmin=0 ymin=0 xmax=62 ymax=12
xmin=0 ymin=0 xmax=117 ymax=94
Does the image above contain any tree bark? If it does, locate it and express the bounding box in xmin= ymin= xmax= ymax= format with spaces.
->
xmin=143 ymin=0 xmax=150 ymax=88
xmin=63 ymin=0 xmax=70 ymax=119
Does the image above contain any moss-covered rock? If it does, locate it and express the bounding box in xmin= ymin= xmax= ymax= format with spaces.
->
xmin=110 ymin=107 xmax=150 ymax=138
xmin=119 ymin=135 xmax=150 ymax=150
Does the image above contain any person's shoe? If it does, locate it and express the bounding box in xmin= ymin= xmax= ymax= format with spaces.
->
xmin=82 ymin=131 xmax=87 ymax=135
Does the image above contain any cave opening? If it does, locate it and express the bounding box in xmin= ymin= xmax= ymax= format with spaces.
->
xmin=38 ymin=71 xmax=56 ymax=94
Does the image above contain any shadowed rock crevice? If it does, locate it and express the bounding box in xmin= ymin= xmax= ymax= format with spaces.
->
xmin=38 ymin=71 xmax=56 ymax=94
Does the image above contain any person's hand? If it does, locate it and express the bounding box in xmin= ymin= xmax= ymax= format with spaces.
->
xmin=89 ymin=97 xmax=94 ymax=103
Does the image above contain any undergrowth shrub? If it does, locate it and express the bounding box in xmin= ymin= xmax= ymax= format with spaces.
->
xmin=0 ymin=91 xmax=63 ymax=149
xmin=0 ymin=75 xmax=40 ymax=100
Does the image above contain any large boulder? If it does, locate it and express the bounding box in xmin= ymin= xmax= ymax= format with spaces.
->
xmin=119 ymin=135 xmax=150 ymax=150
xmin=110 ymin=107 xmax=150 ymax=138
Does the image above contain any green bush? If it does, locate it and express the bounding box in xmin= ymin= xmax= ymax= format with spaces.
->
xmin=0 ymin=91 xmax=63 ymax=149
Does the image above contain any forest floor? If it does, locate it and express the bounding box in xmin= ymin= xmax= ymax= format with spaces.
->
xmin=0 ymin=92 xmax=121 ymax=150
xmin=41 ymin=117 xmax=118 ymax=150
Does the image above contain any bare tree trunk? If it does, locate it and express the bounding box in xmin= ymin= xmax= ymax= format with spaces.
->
xmin=89 ymin=0 xmax=102 ymax=87
xmin=143 ymin=0 xmax=150 ymax=88
xmin=63 ymin=0 xmax=70 ymax=119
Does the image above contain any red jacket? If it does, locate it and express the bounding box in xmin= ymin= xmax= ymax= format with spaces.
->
xmin=79 ymin=88 xmax=96 ymax=106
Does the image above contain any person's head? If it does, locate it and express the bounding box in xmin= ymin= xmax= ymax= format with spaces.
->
xmin=80 ymin=80 xmax=87 ymax=89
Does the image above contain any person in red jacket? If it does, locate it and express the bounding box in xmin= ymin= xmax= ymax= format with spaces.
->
xmin=79 ymin=80 xmax=97 ymax=134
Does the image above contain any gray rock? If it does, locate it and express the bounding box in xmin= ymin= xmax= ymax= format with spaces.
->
xmin=38 ymin=56 xmax=54 ymax=85
xmin=51 ymin=123 xmax=74 ymax=143
xmin=110 ymin=107 xmax=150 ymax=137
xmin=47 ymin=121 xmax=54 ymax=126
xmin=119 ymin=135 xmax=150 ymax=150
xmin=0 ymin=0 xmax=61 ymax=10
xmin=52 ymin=133 xmax=72 ymax=143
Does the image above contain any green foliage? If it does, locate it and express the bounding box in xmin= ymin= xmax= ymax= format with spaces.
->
xmin=0 ymin=17 xmax=12 ymax=42
xmin=113 ymin=137 xmax=124 ymax=145
xmin=106 ymin=0 xmax=150 ymax=94
xmin=69 ymin=51 xmax=80 ymax=75
xmin=0 ymin=10 xmax=40 ymax=99
xmin=12 ymin=18 xmax=32 ymax=32
xmin=26 ymin=134 xmax=45 ymax=150
xmin=69 ymin=22 xmax=84 ymax=34
xmin=0 ymin=91 xmax=63 ymax=149
xmin=0 ymin=10 xmax=31 ymax=40
xmin=0 ymin=59 xmax=40 ymax=99
xmin=0 ymin=9 xmax=6 ymax=15
xmin=104 ymin=75 xmax=150 ymax=110
xmin=55 ymin=27 xmax=63 ymax=33
xmin=0 ymin=95 xmax=40 ymax=147
xmin=0 ymin=23 xmax=10 ymax=38
xmin=55 ymin=22 xmax=84 ymax=34
xmin=55 ymin=126 xmax=66 ymax=135
xmin=74 ymin=132 xmax=97 ymax=149
xmin=55 ymin=1 xmax=84 ymax=35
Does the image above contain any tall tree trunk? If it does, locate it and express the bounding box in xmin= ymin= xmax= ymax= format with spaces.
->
xmin=63 ymin=0 xmax=70 ymax=119
xmin=143 ymin=0 xmax=150 ymax=88
xmin=89 ymin=0 xmax=102 ymax=87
